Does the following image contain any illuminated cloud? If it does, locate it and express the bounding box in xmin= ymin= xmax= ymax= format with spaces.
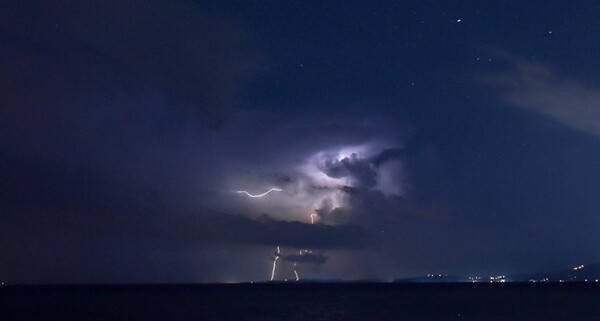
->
xmin=317 ymin=152 xmax=379 ymax=188
xmin=490 ymin=55 xmax=600 ymax=137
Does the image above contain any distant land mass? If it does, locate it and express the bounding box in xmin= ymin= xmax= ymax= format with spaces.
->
xmin=261 ymin=263 xmax=600 ymax=284
xmin=257 ymin=263 xmax=600 ymax=284
xmin=257 ymin=263 xmax=600 ymax=283
xmin=391 ymin=263 xmax=600 ymax=283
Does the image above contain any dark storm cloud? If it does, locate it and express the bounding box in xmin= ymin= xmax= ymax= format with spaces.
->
xmin=0 ymin=0 xmax=269 ymax=230
xmin=340 ymin=185 xmax=358 ymax=194
xmin=0 ymin=1 xmax=264 ymax=212
xmin=0 ymin=154 xmax=371 ymax=248
xmin=281 ymin=253 xmax=328 ymax=265
xmin=0 ymin=1 xmax=260 ymax=128
xmin=166 ymin=213 xmax=372 ymax=250
xmin=325 ymin=187 xmax=446 ymax=226
xmin=0 ymin=1 xmax=277 ymax=282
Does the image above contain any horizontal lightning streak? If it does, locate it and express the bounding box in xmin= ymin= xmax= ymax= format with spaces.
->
xmin=235 ymin=188 xmax=283 ymax=198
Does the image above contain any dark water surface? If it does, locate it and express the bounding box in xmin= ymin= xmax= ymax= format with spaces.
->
xmin=1 ymin=283 xmax=599 ymax=320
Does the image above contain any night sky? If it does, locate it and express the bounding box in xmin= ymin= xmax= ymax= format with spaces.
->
xmin=1 ymin=1 xmax=599 ymax=283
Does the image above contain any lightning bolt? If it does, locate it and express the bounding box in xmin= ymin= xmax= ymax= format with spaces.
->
xmin=293 ymin=249 xmax=315 ymax=282
xmin=293 ymin=214 xmax=318 ymax=282
xmin=293 ymin=249 xmax=302 ymax=282
xmin=270 ymin=246 xmax=281 ymax=281
xmin=267 ymin=212 xmax=319 ymax=281
xmin=235 ymin=188 xmax=283 ymax=198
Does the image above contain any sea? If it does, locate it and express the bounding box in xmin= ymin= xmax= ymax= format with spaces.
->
xmin=1 ymin=283 xmax=599 ymax=320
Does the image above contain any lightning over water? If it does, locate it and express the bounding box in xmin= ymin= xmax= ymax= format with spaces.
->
xmin=270 ymin=246 xmax=280 ymax=281
xmin=293 ymin=249 xmax=302 ymax=282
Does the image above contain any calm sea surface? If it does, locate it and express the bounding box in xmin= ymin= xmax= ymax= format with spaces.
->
xmin=1 ymin=283 xmax=599 ymax=320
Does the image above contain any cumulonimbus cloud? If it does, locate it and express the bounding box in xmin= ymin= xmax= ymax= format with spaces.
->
xmin=315 ymin=148 xmax=405 ymax=189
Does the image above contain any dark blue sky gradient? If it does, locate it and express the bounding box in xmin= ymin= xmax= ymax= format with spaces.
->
xmin=1 ymin=1 xmax=599 ymax=282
